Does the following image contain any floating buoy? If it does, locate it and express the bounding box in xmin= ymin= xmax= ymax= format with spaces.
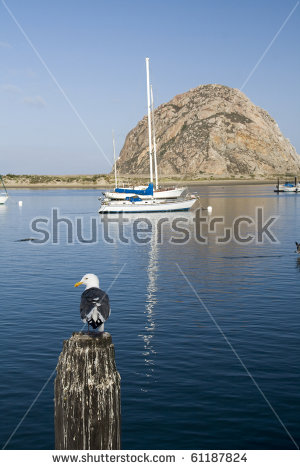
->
xmin=18 ymin=201 xmax=23 ymax=207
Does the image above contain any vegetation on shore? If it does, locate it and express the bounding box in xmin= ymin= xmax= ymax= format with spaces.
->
xmin=3 ymin=173 xmax=111 ymax=186
xmin=1 ymin=173 xmax=290 ymax=187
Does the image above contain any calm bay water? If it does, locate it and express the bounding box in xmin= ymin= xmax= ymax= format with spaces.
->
xmin=0 ymin=185 xmax=299 ymax=450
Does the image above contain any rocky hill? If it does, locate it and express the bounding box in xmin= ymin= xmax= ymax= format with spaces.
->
xmin=116 ymin=84 xmax=300 ymax=178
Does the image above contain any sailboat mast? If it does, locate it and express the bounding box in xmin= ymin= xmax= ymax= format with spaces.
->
xmin=146 ymin=58 xmax=153 ymax=184
xmin=112 ymin=130 xmax=118 ymax=188
xmin=151 ymin=85 xmax=158 ymax=190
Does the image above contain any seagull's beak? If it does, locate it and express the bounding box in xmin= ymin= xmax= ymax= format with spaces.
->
xmin=74 ymin=281 xmax=83 ymax=287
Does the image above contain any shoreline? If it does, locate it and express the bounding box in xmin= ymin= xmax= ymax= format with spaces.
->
xmin=4 ymin=179 xmax=277 ymax=189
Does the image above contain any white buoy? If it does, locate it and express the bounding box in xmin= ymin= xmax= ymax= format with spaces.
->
xmin=18 ymin=201 xmax=23 ymax=207
xmin=207 ymin=206 xmax=212 ymax=213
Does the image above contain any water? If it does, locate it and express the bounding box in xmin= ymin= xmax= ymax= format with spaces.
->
xmin=0 ymin=185 xmax=299 ymax=450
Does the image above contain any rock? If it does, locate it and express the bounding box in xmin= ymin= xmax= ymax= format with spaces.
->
xmin=116 ymin=84 xmax=300 ymax=178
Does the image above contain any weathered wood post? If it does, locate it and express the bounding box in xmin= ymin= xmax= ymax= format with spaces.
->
xmin=54 ymin=332 xmax=121 ymax=450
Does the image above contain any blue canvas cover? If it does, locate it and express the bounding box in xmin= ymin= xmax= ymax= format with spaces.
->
xmin=115 ymin=183 xmax=153 ymax=196
xmin=125 ymin=196 xmax=143 ymax=202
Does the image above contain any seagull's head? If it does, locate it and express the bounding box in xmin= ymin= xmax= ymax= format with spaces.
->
xmin=74 ymin=273 xmax=100 ymax=290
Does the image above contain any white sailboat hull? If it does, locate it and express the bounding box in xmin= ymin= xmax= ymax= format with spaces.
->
xmin=99 ymin=197 xmax=196 ymax=213
xmin=104 ymin=187 xmax=186 ymax=200
xmin=0 ymin=194 xmax=8 ymax=204
xmin=276 ymin=184 xmax=299 ymax=192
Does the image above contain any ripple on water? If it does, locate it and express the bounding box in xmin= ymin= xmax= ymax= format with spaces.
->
xmin=0 ymin=187 xmax=299 ymax=449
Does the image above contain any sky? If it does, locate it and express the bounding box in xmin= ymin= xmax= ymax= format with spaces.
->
xmin=0 ymin=0 xmax=299 ymax=175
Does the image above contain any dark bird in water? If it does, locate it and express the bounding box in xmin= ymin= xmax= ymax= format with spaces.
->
xmin=295 ymin=242 xmax=300 ymax=254
xmin=74 ymin=273 xmax=110 ymax=332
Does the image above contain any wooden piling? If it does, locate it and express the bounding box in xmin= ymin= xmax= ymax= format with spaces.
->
xmin=54 ymin=332 xmax=121 ymax=450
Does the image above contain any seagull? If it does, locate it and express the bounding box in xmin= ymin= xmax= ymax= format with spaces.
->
xmin=74 ymin=273 xmax=111 ymax=332
xmin=295 ymin=242 xmax=300 ymax=254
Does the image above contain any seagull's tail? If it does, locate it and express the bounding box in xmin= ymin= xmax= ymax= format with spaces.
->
xmin=88 ymin=319 xmax=103 ymax=329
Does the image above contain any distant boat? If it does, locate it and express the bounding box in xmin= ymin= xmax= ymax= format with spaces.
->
xmin=274 ymin=177 xmax=300 ymax=193
xmin=0 ymin=175 xmax=8 ymax=204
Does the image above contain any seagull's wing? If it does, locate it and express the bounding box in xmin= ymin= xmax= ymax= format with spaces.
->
xmin=80 ymin=288 xmax=110 ymax=327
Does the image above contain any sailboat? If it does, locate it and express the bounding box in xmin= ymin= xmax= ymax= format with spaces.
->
xmin=103 ymin=61 xmax=187 ymax=201
xmin=99 ymin=195 xmax=196 ymax=213
xmin=0 ymin=175 xmax=8 ymax=204
xmin=104 ymin=183 xmax=186 ymax=200
xmin=99 ymin=58 xmax=196 ymax=214
xmin=274 ymin=177 xmax=300 ymax=193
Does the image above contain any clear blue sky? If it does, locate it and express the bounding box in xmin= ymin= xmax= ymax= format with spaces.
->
xmin=0 ymin=0 xmax=299 ymax=174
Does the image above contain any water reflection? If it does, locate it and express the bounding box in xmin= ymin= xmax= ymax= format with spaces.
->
xmin=1 ymin=186 xmax=300 ymax=450
xmin=140 ymin=222 xmax=158 ymax=392
xmin=0 ymin=204 xmax=8 ymax=215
